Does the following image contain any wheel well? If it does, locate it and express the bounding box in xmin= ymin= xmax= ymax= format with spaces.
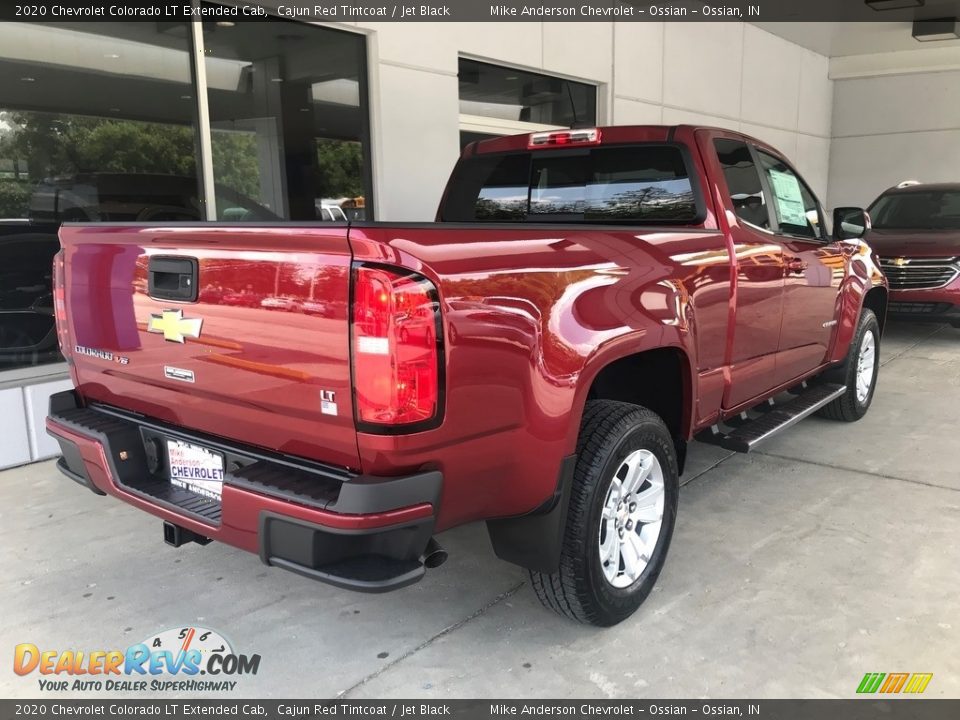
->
xmin=863 ymin=286 xmax=888 ymax=336
xmin=585 ymin=348 xmax=689 ymax=471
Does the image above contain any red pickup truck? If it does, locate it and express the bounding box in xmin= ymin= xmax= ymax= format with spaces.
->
xmin=47 ymin=126 xmax=887 ymax=626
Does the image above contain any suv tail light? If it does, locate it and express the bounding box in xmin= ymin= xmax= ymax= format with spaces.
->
xmin=351 ymin=264 xmax=443 ymax=429
xmin=52 ymin=250 xmax=72 ymax=363
xmin=528 ymin=128 xmax=601 ymax=148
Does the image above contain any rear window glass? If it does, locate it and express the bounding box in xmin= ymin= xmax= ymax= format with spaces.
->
xmin=441 ymin=145 xmax=700 ymax=223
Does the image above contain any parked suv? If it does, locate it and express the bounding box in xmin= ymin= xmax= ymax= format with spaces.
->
xmin=866 ymin=182 xmax=960 ymax=327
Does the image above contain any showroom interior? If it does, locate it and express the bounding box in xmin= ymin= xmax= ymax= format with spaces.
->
xmin=1 ymin=6 xmax=959 ymax=469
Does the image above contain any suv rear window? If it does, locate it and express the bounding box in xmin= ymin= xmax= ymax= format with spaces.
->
xmin=441 ymin=145 xmax=700 ymax=224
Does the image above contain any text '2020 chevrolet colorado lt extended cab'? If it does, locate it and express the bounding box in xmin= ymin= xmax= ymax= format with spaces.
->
xmin=47 ymin=126 xmax=888 ymax=626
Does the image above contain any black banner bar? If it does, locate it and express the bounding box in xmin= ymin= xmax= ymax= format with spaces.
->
xmin=3 ymin=0 xmax=960 ymax=23
xmin=2 ymin=700 xmax=960 ymax=720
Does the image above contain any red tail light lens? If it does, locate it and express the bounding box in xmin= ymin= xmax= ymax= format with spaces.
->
xmin=52 ymin=250 xmax=72 ymax=362
xmin=351 ymin=264 xmax=442 ymax=428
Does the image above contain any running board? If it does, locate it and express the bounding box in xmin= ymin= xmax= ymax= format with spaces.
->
xmin=696 ymin=383 xmax=846 ymax=453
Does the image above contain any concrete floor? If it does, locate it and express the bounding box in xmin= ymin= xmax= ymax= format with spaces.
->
xmin=2 ymin=321 xmax=958 ymax=699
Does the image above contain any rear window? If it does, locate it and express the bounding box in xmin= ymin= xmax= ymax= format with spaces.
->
xmin=441 ymin=145 xmax=701 ymax=224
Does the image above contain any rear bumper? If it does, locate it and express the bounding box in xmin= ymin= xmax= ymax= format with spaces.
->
xmin=45 ymin=390 xmax=442 ymax=592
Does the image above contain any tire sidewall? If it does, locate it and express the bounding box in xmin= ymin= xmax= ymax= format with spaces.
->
xmin=583 ymin=418 xmax=679 ymax=623
xmin=849 ymin=312 xmax=880 ymax=416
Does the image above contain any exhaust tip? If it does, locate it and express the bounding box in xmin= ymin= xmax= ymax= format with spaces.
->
xmin=423 ymin=538 xmax=448 ymax=569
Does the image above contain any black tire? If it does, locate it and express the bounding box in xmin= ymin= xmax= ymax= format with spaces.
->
xmin=817 ymin=308 xmax=880 ymax=422
xmin=529 ymin=400 xmax=679 ymax=626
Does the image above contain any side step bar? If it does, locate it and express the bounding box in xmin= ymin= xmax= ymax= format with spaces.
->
xmin=696 ymin=383 xmax=846 ymax=453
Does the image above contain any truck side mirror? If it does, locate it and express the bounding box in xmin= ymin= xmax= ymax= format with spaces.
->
xmin=833 ymin=207 xmax=870 ymax=240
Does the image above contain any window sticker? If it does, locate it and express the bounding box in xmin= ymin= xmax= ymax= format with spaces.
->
xmin=767 ymin=168 xmax=808 ymax=227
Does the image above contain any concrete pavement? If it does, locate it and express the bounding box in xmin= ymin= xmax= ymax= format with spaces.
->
xmin=2 ymin=321 xmax=957 ymax=699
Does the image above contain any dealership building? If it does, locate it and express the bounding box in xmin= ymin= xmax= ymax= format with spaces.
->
xmin=1 ymin=5 xmax=959 ymax=468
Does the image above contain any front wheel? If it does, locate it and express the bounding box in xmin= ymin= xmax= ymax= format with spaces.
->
xmin=817 ymin=308 xmax=880 ymax=422
xmin=530 ymin=400 xmax=679 ymax=626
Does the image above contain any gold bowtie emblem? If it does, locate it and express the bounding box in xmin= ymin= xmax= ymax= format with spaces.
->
xmin=892 ymin=257 xmax=910 ymax=267
xmin=148 ymin=310 xmax=203 ymax=344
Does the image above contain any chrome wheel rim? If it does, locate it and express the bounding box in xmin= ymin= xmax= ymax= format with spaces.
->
xmin=598 ymin=449 xmax=665 ymax=589
xmin=855 ymin=331 xmax=876 ymax=404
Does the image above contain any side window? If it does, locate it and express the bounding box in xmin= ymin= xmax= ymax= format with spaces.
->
xmin=714 ymin=139 xmax=771 ymax=231
xmin=756 ymin=151 xmax=823 ymax=240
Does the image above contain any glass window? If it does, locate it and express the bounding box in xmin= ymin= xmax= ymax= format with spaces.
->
xmin=0 ymin=21 xmax=200 ymax=372
xmin=202 ymin=6 xmax=372 ymax=221
xmin=756 ymin=150 xmax=822 ymax=239
xmin=0 ymin=14 xmax=374 ymax=378
xmin=714 ymin=139 xmax=771 ymax=231
xmin=869 ymin=189 xmax=960 ymax=230
xmin=441 ymin=146 xmax=699 ymax=224
xmin=458 ymin=59 xmax=596 ymax=128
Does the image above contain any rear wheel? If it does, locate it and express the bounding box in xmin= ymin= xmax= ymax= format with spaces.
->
xmin=817 ymin=308 xmax=880 ymax=422
xmin=530 ymin=400 xmax=679 ymax=626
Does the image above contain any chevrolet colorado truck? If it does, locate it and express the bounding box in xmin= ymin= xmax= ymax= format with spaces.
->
xmin=865 ymin=182 xmax=960 ymax=328
xmin=46 ymin=126 xmax=888 ymax=626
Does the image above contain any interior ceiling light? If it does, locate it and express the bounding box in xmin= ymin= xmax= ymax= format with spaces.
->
xmin=865 ymin=0 xmax=924 ymax=10
xmin=913 ymin=17 xmax=960 ymax=40
xmin=216 ymin=21 xmax=235 ymax=27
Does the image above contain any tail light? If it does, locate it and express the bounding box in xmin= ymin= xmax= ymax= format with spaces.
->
xmin=528 ymin=128 xmax=601 ymax=148
xmin=52 ymin=250 xmax=72 ymax=363
xmin=351 ymin=264 xmax=443 ymax=429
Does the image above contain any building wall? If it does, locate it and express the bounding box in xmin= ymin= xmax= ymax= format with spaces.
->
xmin=352 ymin=21 xmax=834 ymax=220
xmin=0 ymin=376 xmax=73 ymax=469
xmin=828 ymin=68 xmax=960 ymax=209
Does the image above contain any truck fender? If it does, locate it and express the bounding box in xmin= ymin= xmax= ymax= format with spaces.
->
xmin=828 ymin=247 xmax=888 ymax=365
xmin=486 ymin=339 xmax=695 ymax=573
xmin=565 ymin=336 xmax=696 ymax=456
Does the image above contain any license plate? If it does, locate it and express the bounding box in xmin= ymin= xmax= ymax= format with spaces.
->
xmin=167 ymin=440 xmax=224 ymax=501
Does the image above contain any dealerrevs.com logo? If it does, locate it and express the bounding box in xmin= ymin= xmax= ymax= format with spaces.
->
xmin=14 ymin=626 xmax=261 ymax=692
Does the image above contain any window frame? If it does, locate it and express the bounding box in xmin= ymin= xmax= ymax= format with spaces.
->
xmin=198 ymin=1 xmax=375 ymax=221
xmin=456 ymin=56 xmax=599 ymax=155
xmin=750 ymin=145 xmax=828 ymax=243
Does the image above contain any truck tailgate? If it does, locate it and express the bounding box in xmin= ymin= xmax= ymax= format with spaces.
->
xmin=58 ymin=224 xmax=360 ymax=471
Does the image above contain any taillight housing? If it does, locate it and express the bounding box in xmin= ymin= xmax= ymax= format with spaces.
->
xmin=52 ymin=250 xmax=72 ymax=362
xmin=351 ymin=264 xmax=443 ymax=430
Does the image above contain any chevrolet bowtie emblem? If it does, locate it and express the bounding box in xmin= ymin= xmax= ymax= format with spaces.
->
xmin=148 ymin=309 xmax=203 ymax=344
xmin=892 ymin=257 xmax=910 ymax=267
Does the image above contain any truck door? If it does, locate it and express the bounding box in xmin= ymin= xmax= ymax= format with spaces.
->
xmin=709 ymin=136 xmax=785 ymax=409
xmin=751 ymin=149 xmax=843 ymax=386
